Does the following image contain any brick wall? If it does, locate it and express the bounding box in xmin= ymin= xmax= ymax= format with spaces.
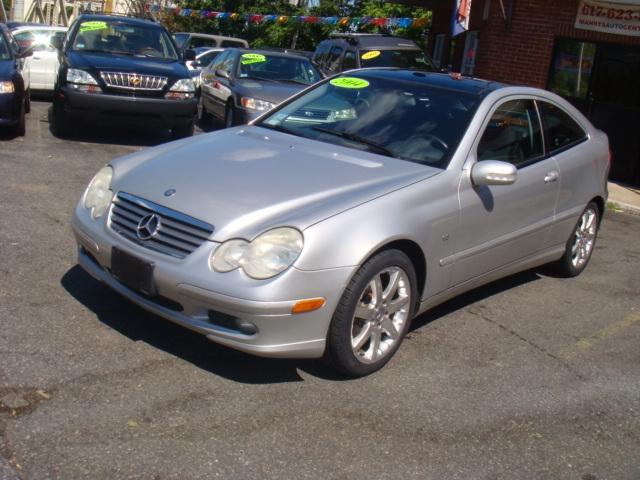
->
xmin=430 ymin=0 xmax=640 ymax=87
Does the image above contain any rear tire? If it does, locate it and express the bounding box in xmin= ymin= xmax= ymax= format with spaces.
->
xmin=323 ymin=249 xmax=417 ymax=377
xmin=552 ymin=201 xmax=600 ymax=277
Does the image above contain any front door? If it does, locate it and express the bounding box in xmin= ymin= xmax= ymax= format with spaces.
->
xmin=452 ymin=98 xmax=560 ymax=285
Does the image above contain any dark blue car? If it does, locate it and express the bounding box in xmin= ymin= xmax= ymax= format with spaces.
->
xmin=0 ymin=24 xmax=32 ymax=136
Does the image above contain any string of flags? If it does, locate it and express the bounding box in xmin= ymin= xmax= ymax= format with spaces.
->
xmin=150 ymin=6 xmax=431 ymax=29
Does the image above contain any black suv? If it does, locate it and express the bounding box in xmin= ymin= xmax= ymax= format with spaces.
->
xmin=52 ymin=14 xmax=197 ymax=139
xmin=312 ymin=33 xmax=436 ymax=77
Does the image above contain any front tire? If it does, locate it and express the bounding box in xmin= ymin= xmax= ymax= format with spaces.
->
xmin=51 ymin=102 xmax=69 ymax=138
xmin=171 ymin=121 xmax=194 ymax=140
xmin=14 ymin=101 xmax=26 ymax=136
xmin=552 ymin=201 xmax=600 ymax=277
xmin=324 ymin=249 xmax=417 ymax=377
xmin=24 ymin=89 xmax=31 ymax=114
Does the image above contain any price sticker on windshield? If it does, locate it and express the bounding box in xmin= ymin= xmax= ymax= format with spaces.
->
xmin=330 ymin=77 xmax=370 ymax=89
xmin=361 ymin=50 xmax=381 ymax=60
xmin=241 ymin=53 xmax=267 ymax=65
xmin=79 ymin=21 xmax=108 ymax=33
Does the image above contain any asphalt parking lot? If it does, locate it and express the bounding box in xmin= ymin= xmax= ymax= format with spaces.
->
xmin=0 ymin=100 xmax=639 ymax=480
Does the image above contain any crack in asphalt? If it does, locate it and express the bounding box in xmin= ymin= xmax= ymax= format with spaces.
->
xmin=466 ymin=306 xmax=587 ymax=381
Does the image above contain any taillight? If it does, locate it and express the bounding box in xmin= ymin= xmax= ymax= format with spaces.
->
xmin=608 ymin=150 xmax=613 ymax=164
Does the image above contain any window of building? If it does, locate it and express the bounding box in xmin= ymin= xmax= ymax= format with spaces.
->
xmin=478 ymin=99 xmax=544 ymax=167
xmin=538 ymin=101 xmax=587 ymax=153
xmin=548 ymin=38 xmax=596 ymax=100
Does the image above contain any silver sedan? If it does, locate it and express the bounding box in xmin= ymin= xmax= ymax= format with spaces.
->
xmin=72 ymin=69 xmax=609 ymax=377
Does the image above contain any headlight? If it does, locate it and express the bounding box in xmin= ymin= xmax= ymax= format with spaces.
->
xmin=166 ymin=78 xmax=196 ymax=100
xmin=84 ymin=166 xmax=113 ymax=219
xmin=170 ymin=78 xmax=196 ymax=92
xmin=240 ymin=97 xmax=276 ymax=112
xmin=0 ymin=81 xmax=15 ymax=94
xmin=210 ymin=227 xmax=303 ymax=280
xmin=66 ymin=68 xmax=98 ymax=85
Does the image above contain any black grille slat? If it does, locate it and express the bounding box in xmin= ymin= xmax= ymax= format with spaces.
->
xmin=109 ymin=192 xmax=214 ymax=259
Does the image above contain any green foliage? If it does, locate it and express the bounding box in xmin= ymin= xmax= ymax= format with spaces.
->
xmin=160 ymin=0 xmax=431 ymax=50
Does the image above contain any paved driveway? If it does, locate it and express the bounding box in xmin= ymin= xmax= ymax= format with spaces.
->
xmin=1 ymin=101 xmax=639 ymax=480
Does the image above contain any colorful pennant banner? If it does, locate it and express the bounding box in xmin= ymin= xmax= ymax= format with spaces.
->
xmin=150 ymin=5 xmax=431 ymax=29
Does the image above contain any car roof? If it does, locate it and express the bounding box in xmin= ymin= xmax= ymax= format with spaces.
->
xmin=75 ymin=14 xmax=160 ymax=28
xmin=235 ymin=48 xmax=310 ymax=61
xmin=326 ymin=34 xmax=419 ymax=49
xmin=352 ymin=69 xmax=507 ymax=98
xmin=12 ymin=25 xmax=67 ymax=31
xmin=177 ymin=32 xmax=245 ymax=41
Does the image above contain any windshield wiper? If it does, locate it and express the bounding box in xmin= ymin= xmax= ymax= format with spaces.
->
xmin=240 ymin=75 xmax=277 ymax=83
xmin=274 ymin=78 xmax=309 ymax=85
xmin=310 ymin=127 xmax=397 ymax=158
xmin=72 ymin=48 xmax=136 ymax=56
xmin=257 ymin=122 xmax=297 ymax=136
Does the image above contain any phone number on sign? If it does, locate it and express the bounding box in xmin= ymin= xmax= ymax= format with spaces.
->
xmin=582 ymin=4 xmax=640 ymax=21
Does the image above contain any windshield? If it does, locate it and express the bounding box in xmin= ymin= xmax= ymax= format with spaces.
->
xmin=0 ymin=34 xmax=10 ymax=60
xmin=237 ymin=53 xmax=321 ymax=85
xmin=360 ymin=49 xmax=436 ymax=71
xmin=72 ymin=20 xmax=178 ymax=60
xmin=257 ymin=72 xmax=479 ymax=168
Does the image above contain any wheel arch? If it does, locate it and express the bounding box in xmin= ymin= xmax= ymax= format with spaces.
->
xmin=367 ymin=239 xmax=427 ymax=303
xmin=590 ymin=195 xmax=605 ymax=226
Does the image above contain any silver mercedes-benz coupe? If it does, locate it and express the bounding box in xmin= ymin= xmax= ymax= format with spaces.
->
xmin=72 ymin=69 xmax=610 ymax=377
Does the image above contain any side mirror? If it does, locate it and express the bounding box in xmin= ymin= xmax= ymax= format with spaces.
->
xmin=50 ymin=35 xmax=64 ymax=50
xmin=471 ymin=160 xmax=517 ymax=186
xmin=215 ymin=69 xmax=230 ymax=79
xmin=183 ymin=48 xmax=196 ymax=61
xmin=19 ymin=46 xmax=34 ymax=58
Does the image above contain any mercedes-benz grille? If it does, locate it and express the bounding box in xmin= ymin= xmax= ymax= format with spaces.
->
xmin=109 ymin=192 xmax=214 ymax=258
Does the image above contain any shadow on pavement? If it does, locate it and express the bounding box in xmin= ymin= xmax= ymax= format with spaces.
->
xmin=46 ymin=104 xmax=175 ymax=147
xmin=60 ymin=265 xmax=345 ymax=384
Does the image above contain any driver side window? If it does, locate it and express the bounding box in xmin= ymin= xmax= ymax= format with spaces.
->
xmin=477 ymin=99 xmax=544 ymax=168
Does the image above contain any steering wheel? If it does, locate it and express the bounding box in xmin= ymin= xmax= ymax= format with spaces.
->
xmin=424 ymin=133 xmax=448 ymax=153
xmin=138 ymin=47 xmax=160 ymax=56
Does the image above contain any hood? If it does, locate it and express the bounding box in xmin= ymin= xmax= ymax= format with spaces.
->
xmin=111 ymin=126 xmax=440 ymax=241
xmin=67 ymin=51 xmax=189 ymax=78
xmin=234 ymin=79 xmax=305 ymax=105
xmin=0 ymin=59 xmax=16 ymax=80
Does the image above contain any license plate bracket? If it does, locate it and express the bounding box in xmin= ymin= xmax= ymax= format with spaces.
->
xmin=110 ymin=247 xmax=155 ymax=295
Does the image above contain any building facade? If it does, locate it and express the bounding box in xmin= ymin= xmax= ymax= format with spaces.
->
xmin=428 ymin=0 xmax=640 ymax=186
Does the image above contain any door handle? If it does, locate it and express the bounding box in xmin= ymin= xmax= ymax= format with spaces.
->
xmin=544 ymin=170 xmax=559 ymax=183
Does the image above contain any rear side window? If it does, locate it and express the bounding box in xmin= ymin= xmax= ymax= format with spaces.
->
xmin=478 ymin=99 xmax=544 ymax=167
xmin=327 ymin=46 xmax=343 ymax=73
xmin=221 ymin=40 xmax=245 ymax=48
xmin=538 ymin=101 xmax=587 ymax=153
xmin=190 ymin=36 xmax=218 ymax=48
xmin=312 ymin=41 xmax=330 ymax=67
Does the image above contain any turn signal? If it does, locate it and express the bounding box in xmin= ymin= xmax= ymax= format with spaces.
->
xmin=291 ymin=298 xmax=326 ymax=314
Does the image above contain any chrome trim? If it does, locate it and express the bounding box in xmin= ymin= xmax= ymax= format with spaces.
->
xmin=109 ymin=192 xmax=214 ymax=259
xmin=99 ymin=71 xmax=168 ymax=91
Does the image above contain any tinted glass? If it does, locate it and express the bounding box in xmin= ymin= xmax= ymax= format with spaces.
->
xmin=221 ymin=40 xmax=245 ymax=48
xmin=327 ymin=46 xmax=343 ymax=72
xmin=343 ymin=50 xmax=357 ymax=70
xmin=14 ymin=29 xmax=62 ymax=52
xmin=237 ymin=53 xmax=321 ymax=85
xmin=538 ymin=101 xmax=587 ymax=153
xmin=72 ymin=20 xmax=178 ymax=59
xmin=478 ymin=99 xmax=543 ymax=167
xmin=258 ymin=73 xmax=480 ymax=168
xmin=198 ymin=50 xmax=220 ymax=67
xmin=548 ymin=39 xmax=595 ymax=100
xmin=0 ymin=34 xmax=9 ymax=60
xmin=312 ymin=41 xmax=330 ymax=66
xmin=360 ymin=49 xmax=436 ymax=71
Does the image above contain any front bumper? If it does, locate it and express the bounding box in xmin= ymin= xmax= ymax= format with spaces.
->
xmin=0 ymin=92 xmax=21 ymax=125
xmin=71 ymin=201 xmax=355 ymax=359
xmin=59 ymin=87 xmax=197 ymax=128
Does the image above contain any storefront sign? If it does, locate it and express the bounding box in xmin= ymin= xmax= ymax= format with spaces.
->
xmin=575 ymin=1 xmax=640 ymax=37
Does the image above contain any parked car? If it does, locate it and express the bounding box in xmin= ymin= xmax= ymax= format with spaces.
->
xmin=173 ymin=32 xmax=248 ymax=50
xmin=11 ymin=25 xmax=67 ymax=91
xmin=198 ymin=48 xmax=322 ymax=127
xmin=186 ymin=46 xmax=224 ymax=71
xmin=51 ymin=14 xmax=197 ymax=139
xmin=71 ymin=69 xmax=610 ymax=377
xmin=312 ymin=33 xmax=437 ymax=77
xmin=0 ymin=23 xmax=32 ymax=136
